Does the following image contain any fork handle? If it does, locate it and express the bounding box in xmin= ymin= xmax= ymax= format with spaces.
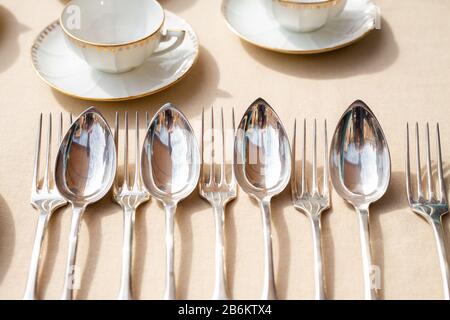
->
xmin=163 ymin=203 xmax=177 ymax=300
xmin=259 ymin=200 xmax=277 ymax=300
xmin=211 ymin=205 xmax=229 ymax=300
xmin=310 ymin=214 xmax=326 ymax=300
xmin=356 ymin=206 xmax=377 ymax=300
xmin=61 ymin=205 xmax=85 ymax=300
xmin=431 ymin=218 xmax=450 ymax=300
xmin=23 ymin=211 xmax=51 ymax=300
xmin=117 ymin=208 xmax=135 ymax=300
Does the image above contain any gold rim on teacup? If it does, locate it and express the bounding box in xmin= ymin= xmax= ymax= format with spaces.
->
xmin=274 ymin=0 xmax=342 ymax=9
xmin=59 ymin=0 xmax=165 ymax=49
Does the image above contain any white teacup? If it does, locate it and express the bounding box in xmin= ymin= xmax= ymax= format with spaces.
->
xmin=60 ymin=0 xmax=186 ymax=73
xmin=272 ymin=0 xmax=347 ymax=33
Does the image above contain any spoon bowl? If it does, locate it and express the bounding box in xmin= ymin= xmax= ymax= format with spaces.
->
xmin=329 ymin=99 xmax=391 ymax=299
xmin=233 ymin=98 xmax=291 ymax=300
xmin=141 ymin=103 xmax=200 ymax=204
xmin=55 ymin=107 xmax=116 ymax=300
xmin=234 ymin=97 xmax=291 ymax=201
xmin=55 ymin=108 xmax=117 ymax=205
xmin=329 ymin=100 xmax=391 ymax=207
xmin=141 ymin=103 xmax=200 ymax=299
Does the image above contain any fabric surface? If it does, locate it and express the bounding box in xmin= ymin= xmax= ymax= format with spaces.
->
xmin=0 ymin=0 xmax=449 ymax=299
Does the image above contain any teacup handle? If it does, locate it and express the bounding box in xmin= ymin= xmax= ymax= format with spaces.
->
xmin=152 ymin=30 xmax=186 ymax=57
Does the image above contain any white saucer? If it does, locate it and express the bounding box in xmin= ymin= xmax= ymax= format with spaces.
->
xmin=221 ymin=0 xmax=380 ymax=54
xmin=31 ymin=11 xmax=199 ymax=101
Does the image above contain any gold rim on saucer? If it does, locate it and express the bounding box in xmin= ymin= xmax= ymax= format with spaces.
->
xmin=221 ymin=1 xmax=375 ymax=55
xmin=274 ymin=0 xmax=342 ymax=9
xmin=30 ymin=19 xmax=199 ymax=102
xmin=59 ymin=0 xmax=165 ymax=49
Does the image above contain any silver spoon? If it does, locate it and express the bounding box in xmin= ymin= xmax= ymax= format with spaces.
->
xmin=55 ymin=107 xmax=117 ymax=300
xmin=329 ymin=100 xmax=391 ymax=300
xmin=233 ymin=98 xmax=291 ymax=300
xmin=141 ymin=103 xmax=200 ymax=300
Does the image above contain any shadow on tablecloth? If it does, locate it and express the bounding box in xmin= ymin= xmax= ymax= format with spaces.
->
xmin=241 ymin=18 xmax=398 ymax=80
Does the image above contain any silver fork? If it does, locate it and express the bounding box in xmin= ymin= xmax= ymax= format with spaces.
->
xmin=113 ymin=112 xmax=150 ymax=300
xmin=24 ymin=113 xmax=71 ymax=300
xmin=406 ymin=122 xmax=449 ymax=300
xmin=291 ymin=119 xmax=330 ymax=300
xmin=199 ymin=108 xmax=237 ymax=300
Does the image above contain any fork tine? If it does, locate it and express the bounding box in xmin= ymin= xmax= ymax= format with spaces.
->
xmin=58 ymin=113 xmax=63 ymax=145
xmin=291 ymin=119 xmax=298 ymax=199
xmin=301 ymin=119 xmax=307 ymax=196
xmin=133 ymin=112 xmax=142 ymax=189
xmin=69 ymin=113 xmax=73 ymax=125
xmin=415 ymin=123 xmax=424 ymax=199
xmin=219 ymin=108 xmax=226 ymax=184
xmin=323 ymin=119 xmax=329 ymax=197
xmin=436 ymin=123 xmax=447 ymax=203
xmin=124 ymin=112 xmax=129 ymax=187
xmin=146 ymin=111 xmax=149 ymax=129
xmin=312 ymin=119 xmax=318 ymax=195
xmin=42 ymin=114 xmax=52 ymax=190
xmin=425 ymin=123 xmax=435 ymax=200
xmin=114 ymin=112 xmax=119 ymax=189
xmin=32 ymin=114 xmax=43 ymax=191
xmin=209 ymin=107 xmax=215 ymax=185
xmin=114 ymin=112 xmax=119 ymax=146
xmin=406 ymin=123 xmax=413 ymax=204
xmin=230 ymin=107 xmax=236 ymax=186
xmin=201 ymin=108 xmax=208 ymax=184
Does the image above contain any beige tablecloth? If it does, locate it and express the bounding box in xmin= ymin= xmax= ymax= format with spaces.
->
xmin=0 ymin=0 xmax=449 ymax=300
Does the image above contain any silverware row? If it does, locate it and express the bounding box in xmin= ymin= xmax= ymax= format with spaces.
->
xmin=24 ymin=98 xmax=449 ymax=300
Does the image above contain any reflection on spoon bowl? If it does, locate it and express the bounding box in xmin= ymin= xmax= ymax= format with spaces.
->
xmin=234 ymin=97 xmax=291 ymax=200
xmin=56 ymin=109 xmax=117 ymax=204
xmin=330 ymin=100 xmax=391 ymax=205
xmin=141 ymin=103 xmax=200 ymax=203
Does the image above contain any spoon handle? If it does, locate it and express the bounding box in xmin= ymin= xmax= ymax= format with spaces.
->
xmin=356 ymin=206 xmax=377 ymax=300
xmin=117 ymin=208 xmax=135 ymax=300
xmin=211 ymin=205 xmax=229 ymax=300
xmin=163 ymin=203 xmax=177 ymax=300
xmin=430 ymin=217 xmax=450 ymax=300
xmin=259 ymin=200 xmax=277 ymax=300
xmin=61 ymin=205 xmax=85 ymax=300
xmin=310 ymin=214 xmax=326 ymax=300
xmin=23 ymin=211 xmax=51 ymax=300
